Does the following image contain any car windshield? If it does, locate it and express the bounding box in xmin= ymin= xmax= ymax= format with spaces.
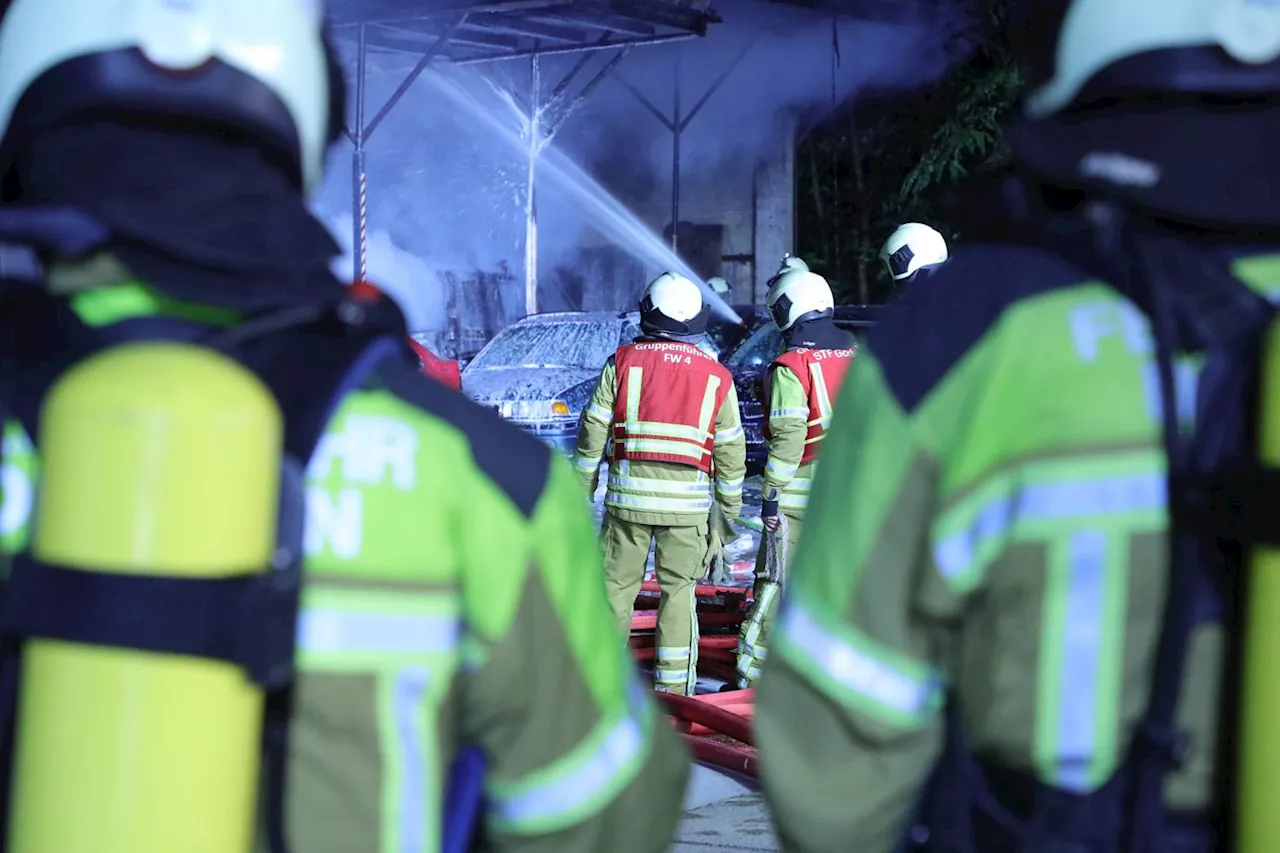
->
xmin=725 ymin=324 xmax=783 ymax=368
xmin=706 ymin=323 xmax=745 ymax=355
xmin=468 ymin=320 xmax=620 ymax=370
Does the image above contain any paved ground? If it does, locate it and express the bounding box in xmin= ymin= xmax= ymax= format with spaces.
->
xmin=677 ymin=766 xmax=780 ymax=851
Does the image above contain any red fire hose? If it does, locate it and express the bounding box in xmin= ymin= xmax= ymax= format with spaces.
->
xmin=659 ymin=693 xmax=753 ymax=745
xmin=631 ymin=611 xmax=743 ymax=632
xmin=684 ymin=736 xmax=758 ymax=778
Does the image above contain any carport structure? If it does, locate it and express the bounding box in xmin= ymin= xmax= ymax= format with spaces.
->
xmin=327 ymin=0 xmax=723 ymax=315
xmin=325 ymin=0 xmax=933 ymax=316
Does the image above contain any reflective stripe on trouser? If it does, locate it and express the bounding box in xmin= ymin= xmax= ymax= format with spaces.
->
xmin=740 ymin=512 xmax=802 ymax=688
xmin=600 ymin=511 xmax=707 ymax=696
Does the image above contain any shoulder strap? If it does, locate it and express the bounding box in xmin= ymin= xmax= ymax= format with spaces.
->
xmin=1019 ymin=207 xmax=1270 ymax=851
xmin=0 ymin=291 xmax=405 ymax=853
xmin=218 ymin=311 xmax=402 ymax=853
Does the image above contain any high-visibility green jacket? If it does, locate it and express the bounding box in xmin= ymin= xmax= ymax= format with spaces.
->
xmin=755 ymin=244 xmax=1280 ymax=852
xmin=0 ymin=280 xmax=691 ymax=853
xmin=574 ymin=354 xmax=747 ymax=527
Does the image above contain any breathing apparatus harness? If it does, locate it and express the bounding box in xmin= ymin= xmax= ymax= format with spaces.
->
xmin=0 ymin=206 xmax=484 ymax=853
xmin=909 ymin=165 xmax=1280 ymax=852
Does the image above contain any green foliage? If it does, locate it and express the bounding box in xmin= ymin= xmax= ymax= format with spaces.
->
xmin=795 ymin=9 xmax=1022 ymax=303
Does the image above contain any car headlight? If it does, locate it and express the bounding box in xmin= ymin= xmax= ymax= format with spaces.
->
xmin=497 ymin=400 xmax=572 ymax=420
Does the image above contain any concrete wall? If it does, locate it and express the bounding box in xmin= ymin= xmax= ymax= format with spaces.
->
xmin=576 ymin=113 xmax=796 ymax=312
xmin=752 ymin=115 xmax=797 ymax=304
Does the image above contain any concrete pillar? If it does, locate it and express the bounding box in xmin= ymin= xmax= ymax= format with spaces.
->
xmin=752 ymin=113 xmax=797 ymax=304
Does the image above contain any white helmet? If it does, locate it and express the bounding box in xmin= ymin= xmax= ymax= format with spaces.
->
xmin=778 ymin=254 xmax=809 ymax=274
xmin=0 ymin=0 xmax=342 ymax=191
xmin=707 ymin=276 xmax=730 ymax=296
xmin=880 ymin=223 xmax=948 ymax=281
xmin=766 ymin=269 xmax=834 ymax=332
xmin=640 ymin=271 xmax=708 ymax=335
xmin=1021 ymin=0 xmax=1280 ymax=119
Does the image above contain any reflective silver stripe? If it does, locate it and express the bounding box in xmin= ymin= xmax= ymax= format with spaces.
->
xmin=765 ymin=457 xmax=799 ymax=480
xmin=933 ymin=473 xmax=1165 ymax=584
xmin=778 ymin=600 xmax=939 ymax=719
xmin=394 ymin=667 xmax=430 ymax=853
xmin=716 ymin=424 xmax=744 ymax=442
xmin=298 ymin=610 xmax=460 ymax=655
xmin=809 ymin=362 xmax=833 ymax=419
xmin=778 ymin=491 xmax=809 ymax=510
xmin=607 ymin=474 xmax=710 ymax=494
xmin=585 ymin=402 xmax=613 ymax=423
xmin=605 ymin=492 xmax=713 ymax=513
xmin=625 ymin=366 xmax=643 ymax=422
xmin=1055 ymin=528 xmax=1107 ymax=793
xmin=697 ymin=376 xmax=720 ymax=436
xmin=574 ymin=454 xmax=600 ymax=471
xmin=623 ymin=420 xmax=710 ymax=442
xmin=618 ymin=437 xmax=710 ymax=459
xmin=770 ymin=407 xmax=808 ymax=419
xmin=489 ymin=681 xmax=649 ymax=830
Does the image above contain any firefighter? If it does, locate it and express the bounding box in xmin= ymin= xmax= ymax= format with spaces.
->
xmin=754 ymin=0 xmax=1280 ymax=850
xmin=880 ymin=222 xmax=948 ymax=285
xmin=735 ymin=267 xmax=854 ymax=688
xmin=575 ymin=272 xmax=747 ymax=695
xmin=0 ymin=2 xmax=690 ymax=851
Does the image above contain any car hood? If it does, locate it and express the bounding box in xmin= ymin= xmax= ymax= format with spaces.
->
xmin=462 ymin=366 xmax=600 ymax=404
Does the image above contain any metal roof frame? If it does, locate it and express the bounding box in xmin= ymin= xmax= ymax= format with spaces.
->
xmin=329 ymin=1 xmax=720 ymax=65
xmin=331 ymin=1 xmax=722 ymax=314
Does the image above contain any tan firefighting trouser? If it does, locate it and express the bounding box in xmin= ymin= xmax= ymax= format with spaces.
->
xmin=602 ymin=510 xmax=707 ymax=696
xmin=737 ymin=510 xmax=803 ymax=688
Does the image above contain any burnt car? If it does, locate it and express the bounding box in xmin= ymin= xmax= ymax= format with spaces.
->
xmin=461 ymin=311 xmax=642 ymax=454
xmin=723 ymin=305 xmax=882 ymax=474
xmin=706 ymin=303 xmax=767 ymax=357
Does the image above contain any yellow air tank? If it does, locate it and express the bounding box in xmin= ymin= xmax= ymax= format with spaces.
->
xmin=6 ymin=342 xmax=282 ymax=853
xmin=1238 ymin=319 xmax=1280 ymax=851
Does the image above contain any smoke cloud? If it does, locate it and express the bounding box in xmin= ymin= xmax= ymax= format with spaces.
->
xmin=323 ymin=212 xmax=447 ymax=331
xmin=315 ymin=1 xmax=956 ymax=329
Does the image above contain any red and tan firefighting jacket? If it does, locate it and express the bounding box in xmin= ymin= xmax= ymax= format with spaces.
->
xmin=574 ymin=339 xmax=747 ymax=527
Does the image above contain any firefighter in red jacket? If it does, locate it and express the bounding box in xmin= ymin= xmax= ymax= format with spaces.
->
xmin=737 ymin=266 xmax=855 ymax=687
xmin=576 ymin=272 xmax=748 ymax=694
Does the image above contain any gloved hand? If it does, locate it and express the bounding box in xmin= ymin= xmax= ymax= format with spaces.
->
xmin=703 ymin=528 xmax=722 ymax=567
xmin=703 ymin=505 xmax=735 ymax=586
xmin=761 ymin=499 xmax=780 ymax=533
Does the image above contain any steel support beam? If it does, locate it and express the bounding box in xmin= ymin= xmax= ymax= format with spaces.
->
xmin=449 ymin=30 xmax=696 ymax=65
xmin=351 ymin=25 xmax=369 ymax=284
xmin=329 ymin=1 xmax=565 ymax=28
xmin=521 ymin=41 xmax=632 ymax=315
xmin=343 ymin=18 xmax=466 ymax=284
xmin=614 ymin=33 xmax=756 ymax=255
xmin=671 ymin=46 xmax=681 ymax=253
xmin=524 ymin=52 xmax=542 ymax=317
xmin=363 ymin=18 xmax=464 ymax=141
xmin=532 ymin=6 xmax=656 ymax=37
xmin=542 ymin=46 xmax=632 ymax=144
xmin=475 ymin=13 xmax=589 ymax=43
